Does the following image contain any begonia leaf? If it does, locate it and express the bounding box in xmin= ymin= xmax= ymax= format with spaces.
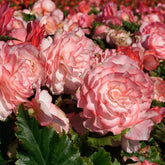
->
xmin=15 ymin=105 xmax=84 ymax=165
xmin=88 ymin=129 xmax=128 ymax=148
xmin=89 ymin=148 xmax=111 ymax=165
xmin=0 ymin=153 xmax=4 ymax=164
xmin=83 ymin=157 xmax=93 ymax=165
xmin=0 ymin=35 xmax=21 ymax=42
xmin=147 ymin=146 xmax=161 ymax=163
xmin=151 ymin=122 xmax=165 ymax=142
xmin=122 ymin=20 xmax=140 ymax=33
xmin=22 ymin=13 xmax=36 ymax=22
xmin=111 ymin=158 xmax=120 ymax=165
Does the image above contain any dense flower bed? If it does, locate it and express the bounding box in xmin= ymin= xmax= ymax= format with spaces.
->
xmin=0 ymin=0 xmax=165 ymax=164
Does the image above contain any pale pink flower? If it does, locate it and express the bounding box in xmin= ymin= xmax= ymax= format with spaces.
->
xmin=10 ymin=43 xmax=46 ymax=88
xmin=125 ymin=157 xmax=158 ymax=165
xmin=151 ymin=77 xmax=165 ymax=102
xmin=150 ymin=106 xmax=165 ymax=124
xmin=32 ymin=0 xmax=56 ymax=17
xmin=102 ymin=2 xmax=117 ymax=19
xmin=40 ymin=36 xmax=53 ymax=51
xmin=76 ymin=55 xmax=154 ymax=135
xmin=121 ymin=105 xmax=165 ymax=153
xmin=92 ymin=25 xmax=110 ymax=40
xmin=106 ymin=29 xmax=132 ymax=46
xmin=28 ymin=90 xmax=69 ymax=133
xmin=52 ymin=9 xmax=64 ymax=23
xmin=63 ymin=12 xmax=94 ymax=34
xmin=141 ymin=13 xmax=164 ymax=24
xmin=87 ymin=0 xmax=101 ymax=7
xmin=0 ymin=2 xmax=14 ymax=35
xmin=142 ymin=50 xmax=159 ymax=71
xmin=43 ymin=29 xmax=98 ymax=95
xmin=40 ymin=16 xmax=58 ymax=35
xmin=141 ymin=160 xmax=158 ymax=165
xmin=39 ymin=9 xmax=63 ymax=35
xmin=25 ymin=21 xmax=45 ymax=50
xmin=140 ymin=22 xmax=165 ymax=36
xmin=8 ymin=28 xmax=27 ymax=45
xmin=146 ymin=31 xmax=165 ymax=60
xmin=117 ymin=7 xmax=138 ymax=23
xmin=0 ymin=42 xmax=34 ymax=120
xmin=98 ymin=2 xmax=122 ymax=26
xmin=76 ymin=1 xmax=90 ymax=14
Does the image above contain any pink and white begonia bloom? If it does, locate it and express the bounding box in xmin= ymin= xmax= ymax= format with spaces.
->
xmin=140 ymin=22 xmax=165 ymax=36
xmin=76 ymin=55 xmax=154 ymax=135
xmin=40 ymin=16 xmax=58 ymax=35
xmin=92 ymin=25 xmax=110 ymax=40
xmin=150 ymin=106 xmax=165 ymax=124
xmin=76 ymin=1 xmax=91 ymax=14
xmin=106 ymin=29 xmax=132 ymax=47
xmin=43 ymin=29 xmax=99 ymax=95
xmin=0 ymin=42 xmax=36 ymax=120
xmin=39 ymin=9 xmax=63 ymax=35
xmin=146 ymin=31 xmax=165 ymax=60
xmin=25 ymin=21 xmax=46 ymax=50
xmin=28 ymin=90 xmax=69 ymax=133
xmin=63 ymin=12 xmax=94 ymax=34
xmin=151 ymin=77 xmax=165 ymax=102
xmin=0 ymin=2 xmax=14 ymax=35
xmin=32 ymin=0 xmax=56 ymax=17
xmin=8 ymin=28 xmax=27 ymax=45
xmin=141 ymin=13 xmax=164 ymax=24
xmin=117 ymin=6 xmax=138 ymax=23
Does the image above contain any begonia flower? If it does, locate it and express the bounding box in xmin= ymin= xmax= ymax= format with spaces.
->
xmin=27 ymin=90 xmax=69 ymax=133
xmin=43 ymin=28 xmax=99 ymax=95
xmin=151 ymin=77 xmax=165 ymax=102
xmin=76 ymin=55 xmax=154 ymax=135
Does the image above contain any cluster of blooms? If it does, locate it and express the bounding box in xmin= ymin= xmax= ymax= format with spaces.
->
xmin=0 ymin=0 xmax=165 ymax=162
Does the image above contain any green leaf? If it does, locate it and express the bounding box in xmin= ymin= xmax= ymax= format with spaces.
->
xmin=88 ymin=7 xmax=100 ymax=15
xmin=111 ymin=158 xmax=120 ymax=165
xmin=109 ymin=23 xmax=123 ymax=31
xmin=149 ymin=61 xmax=165 ymax=81
xmin=0 ymin=153 xmax=4 ymax=164
xmin=151 ymin=122 xmax=165 ymax=142
xmin=16 ymin=105 xmax=84 ymax=165
xmin=88 ymin=129 xmax=129 ymax=148
xmin=89 ymin=148 xmax=111 ymax=165
xmin=22 ymin=13 xmax=36 ymax=22
xmin=0 ymin=35 xmax=21 ymax=42
xmin=147 ymin=146 xmax=161 ymax=163
xmin=63 ymin=10 xmax=68 ymax=18
xmin=83 ymin=157 xmax=93 ymax=165
xmin=94 ymin=39 xmax=106 ymax=51
xmin=122 ymin=20 xmax=140 ymax=33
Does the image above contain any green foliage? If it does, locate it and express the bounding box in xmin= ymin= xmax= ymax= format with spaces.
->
xmin=121 ymin=138 xmax=165 ymax=164
xmin=109 ymin=23 xmax=123 ymax=31
xmin=89 ymin=148 xmax=111 ymax=165
xmin=15 ymin=105 xmax=84 ymax=165
xmin=93 ymin=39 xmax=106 ymax=51
xmin=0 ymin=153 xmax=4 ymax=164
xmin=150 ymin=61 xmax=165 ymax=80
xmin=87 ymin=129 xmax=129 ymax=148
xmin=151 ymin=122 xmax=165 ymax=143
xmin=122 ymin=20 xmax=140 ymax=33
xmin=63 ymin=10 xmax=68 ymax=18
xmin=22 ymin=13 xmax=36 ymax=22
xmin=0 ymin=116 xmax=16 ymax=164
xmin=111 ymin=158 xmax=121 ymax=165
xmin=151 ymin=99 xmax=165 ymax=108
xmin=88 ymin=7 xmax=100 ymax=15
xmin=0 ymin=35 xmax=21 ymax=42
